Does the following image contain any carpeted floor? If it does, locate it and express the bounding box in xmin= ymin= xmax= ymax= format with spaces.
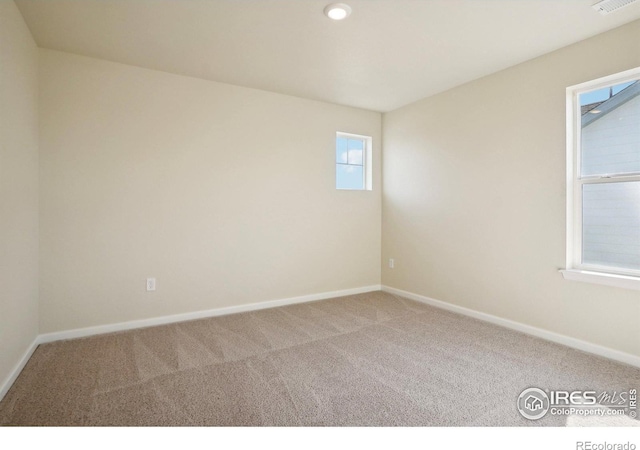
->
xmin=0 ymin=291 xmax=638 ymax=426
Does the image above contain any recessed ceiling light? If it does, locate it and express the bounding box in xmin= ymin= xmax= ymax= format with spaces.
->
xmin=324 ymin=3 xmax=352 ymax=20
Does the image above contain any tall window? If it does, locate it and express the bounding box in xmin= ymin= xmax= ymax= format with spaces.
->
xmin=336 ymin=132 xmax=372 ymax=190
xmin=564 ymin=67 xmax=640 ymax=289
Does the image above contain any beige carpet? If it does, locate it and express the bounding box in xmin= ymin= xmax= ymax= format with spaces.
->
xmin=0 ymin=291 xmax=638 ymax=426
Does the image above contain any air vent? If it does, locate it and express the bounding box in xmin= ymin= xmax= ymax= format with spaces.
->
xmin=592 ymin=0 xmax=638 ymax=15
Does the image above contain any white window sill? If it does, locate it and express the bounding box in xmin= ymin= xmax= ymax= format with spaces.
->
xmin=560 ymin=269 xmax=640 ymax=291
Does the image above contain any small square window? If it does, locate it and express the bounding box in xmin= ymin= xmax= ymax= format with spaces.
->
xmin=335 ymin=132 xmax=372 ymax=190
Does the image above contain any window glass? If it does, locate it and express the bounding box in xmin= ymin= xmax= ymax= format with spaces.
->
xmin=582 ymin=181 xmax=640 ymax=271
xmin=336 ymin=164 xmax=364 ymax=190
xmin=580 ymin=80 xmax=640 ymax=177
xmin=336 ymin=137 xmax=348 ymax=164
xmin=336 ymin=133 xmax=370 ymax=190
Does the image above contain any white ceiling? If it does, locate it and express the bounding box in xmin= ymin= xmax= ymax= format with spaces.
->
xmin=15 ymin=0 xmax=640 ymax=112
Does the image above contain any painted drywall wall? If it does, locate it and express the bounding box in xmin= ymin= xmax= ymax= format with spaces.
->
xmin=382 ymin=20 xmax=640 ymax=357
xmin=39 ymin=49 xmax=381 ymax=333
xmin=0 ymin=1 xmax=39 ymax=389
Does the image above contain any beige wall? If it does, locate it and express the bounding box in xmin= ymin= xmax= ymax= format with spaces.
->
xmin=39 ymin=49 xmax=381 ymax=333
xmin=0 ymin=2 xmax=39 ymax=388
xmin=382 ymin=20 xmax=640 ymax=357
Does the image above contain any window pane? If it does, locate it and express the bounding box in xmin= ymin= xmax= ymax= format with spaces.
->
xmin=348 ymin=139 xmax=363 ymax=151
xmin=582 ymin=182 xmax=640 ymax=271
xmin=580 ymin=80 xmax=640 ymax=177
xmin=348 ymin=149 xmax=363 ymax=165
xmin=336 ymin=164 xmax=364 ymax=190
xmin=580 ymin=82 xmax=636 ymax=106
xmin=336 ymin=137 xmax=348 ymax=163
xmin=580 ymin=87 xmax=613 ymax=106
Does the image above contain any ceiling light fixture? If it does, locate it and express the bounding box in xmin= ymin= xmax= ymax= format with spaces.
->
xmin=589 ymin=109 xmax=602 ymax=114
xmin=324 ymin=3 xmax=352 ymax=20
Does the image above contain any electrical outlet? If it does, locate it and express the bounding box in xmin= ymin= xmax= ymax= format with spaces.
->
xmin=389 ymin=258 xmax=395 ymax=269
xmin=146 ymin=278 xmax=156 ymax=291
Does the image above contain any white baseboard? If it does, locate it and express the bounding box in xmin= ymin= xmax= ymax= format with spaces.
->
xmin=382 ymin=285 xmax=640 ymax=369
xmin=5 ymin=283 xmax=635 ymax=404
xmin=0 ymin=337 xmax=40 ymax=403
xmin=38 ymin=285 xmax=382 ymax=344
xmin=0 ymin=285 xmax=379 ymax=401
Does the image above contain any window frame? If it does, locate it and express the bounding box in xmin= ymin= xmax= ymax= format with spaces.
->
xmin=335 ymin=131 xmax=373 ymax=191
xmin=562 ymin=66 xmax=640 ymax=290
